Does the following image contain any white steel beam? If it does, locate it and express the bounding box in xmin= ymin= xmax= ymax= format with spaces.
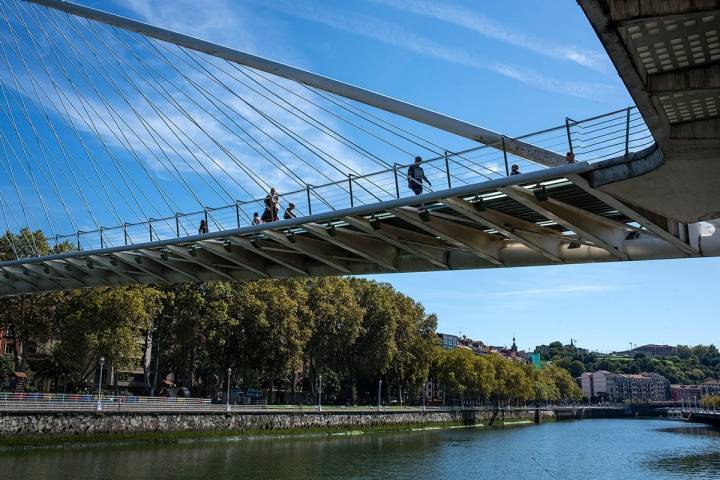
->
xmin=262 ymin=230 xmax=352 ymax=274
xmin=441 ymin=196 xmax=565 ymax=263
xmin=391 ymin=207 xmax=504 ymax=265
xmin=228 ymin=236 xmax=309 ymax=276
xmin=164 ymin=245 xmax=236 ymax=281
xmin=138 ymin=249 xmax=202 ymax=282
xmin=303 ymin=223 xmax=399 ymax=271
xmin=498 ymin=185 xmax=631 ymax=259
xmin=199 ymin=240 xmax=270 ymax=278
xmin=343 ymin=216 xmax=449 ymax=269
xmin=26 ymin=0 xmax=565 ymax=167
xmin=112 ymin=252 xmax=170 ymax=284
xmin=566 ymin=174 xmax=698 ymax=256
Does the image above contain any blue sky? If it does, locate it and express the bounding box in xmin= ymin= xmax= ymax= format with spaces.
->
xmin=1 ymin=0 xmax=718 ymax=352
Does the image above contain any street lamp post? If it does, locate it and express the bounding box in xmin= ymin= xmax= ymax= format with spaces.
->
xmin=96 ymin=357 xmax=105 ymax=411
xmin=226 ymin=367 xmax=232 ymax=412
xmin=318 ymin=374 xmax=322 ymax=412
xmin=422 ymin=382 xmax=426 ymax=411
xmin=378 ymin=379 xmax=382 ymax=410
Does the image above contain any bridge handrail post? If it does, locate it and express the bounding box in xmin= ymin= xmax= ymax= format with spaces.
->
xmin=306 ymin=185 xmax=312 ymax=215
xmin=235 ymin=202 xmax=240 ymax=228
xmin=123 ymin=224 xmax=128 ymax=246
xmin=444 ymin=151 xmax=451 ymax=188
xmin=99 ymin=227 xmax=104 ymax=249
xmin=76 ymin=231 xmax=81 ymax=251
xmin=501 ymin=136 xmax=509 ymax=177
xmin=393 ymin=163 xmax=400 ymax=199
xmin=149 ymin=220 xmax=153 ymax=242
xmin=565 ymin=117 xmax=574 ymax=155
xmin=175 ymin=214 xmax=180 ymax=238
xmin=624 ymin=107 xmax=631 ymax=156
xmin=204 ymin=208 xmax=209 ymax=231
xmin=348 ymin=174 xmax=354 ymax=207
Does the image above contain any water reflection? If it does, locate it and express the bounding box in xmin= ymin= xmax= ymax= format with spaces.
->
xmin=0 ymin=420 xmax=718 ymax=480
xmin=646 ymin=423 xmax=720 ymax=479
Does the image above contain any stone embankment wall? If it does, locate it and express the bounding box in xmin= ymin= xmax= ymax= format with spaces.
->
xmin=1 ymin=408 xmax=554 ymax=437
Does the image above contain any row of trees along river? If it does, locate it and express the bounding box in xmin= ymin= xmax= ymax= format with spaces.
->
xmin=0 ymin=229 xmax=580 ymax=405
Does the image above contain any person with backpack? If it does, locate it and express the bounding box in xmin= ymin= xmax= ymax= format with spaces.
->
xmin=407 ymin=156 xmax=431 ymax=195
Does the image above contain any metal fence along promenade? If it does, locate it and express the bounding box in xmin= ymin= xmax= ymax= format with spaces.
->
xmin=44 ymin=107 xmax=651 ymax=256
xmin=0 ymin=392 xmax=573 ymax=413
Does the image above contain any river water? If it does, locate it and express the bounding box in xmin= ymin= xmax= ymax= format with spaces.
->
xmin=1 ymin=419 xmax=718 ymax=479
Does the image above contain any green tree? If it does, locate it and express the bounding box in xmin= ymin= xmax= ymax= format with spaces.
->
xmin=60 ymin=286 xmax=162 ymax=388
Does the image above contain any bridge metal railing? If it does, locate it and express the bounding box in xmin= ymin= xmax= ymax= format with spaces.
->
xmin=42 ymin=106 xmax=652 ymax=255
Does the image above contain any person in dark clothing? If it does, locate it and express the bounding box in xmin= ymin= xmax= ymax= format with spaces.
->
xmin=283 ymin=202 xmax=296 ymax=220
xmin=264 ymin=188 xmax=279 ymax=222
xmin=566 ymin=151 xmax=575 ymax=164
xmin=407 ymin=156 xmax=431 ymax=195
xmin=510 ymin=164 xmax=521 ymax=175
xmin=252 ymin=212 xmax=262 ymax=225
xmin=198 ymin=219 xmax=209 ymax=234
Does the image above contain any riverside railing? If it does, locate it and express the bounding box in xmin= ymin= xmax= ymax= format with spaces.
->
xmin=0 ymin=393 xmax=574 ymax=413
xmin=29 ymin=106 xmax=652 ymax=255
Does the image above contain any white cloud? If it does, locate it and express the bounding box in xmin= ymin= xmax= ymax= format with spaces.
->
xmin=369 ymin=0 xmax=612 ymax=73
xmin=252 ymin=0 xmax=616 ymax=100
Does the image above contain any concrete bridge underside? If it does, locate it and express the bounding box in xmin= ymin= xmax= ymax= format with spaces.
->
xmin=580 ymin=0 xmax=720 ymax=223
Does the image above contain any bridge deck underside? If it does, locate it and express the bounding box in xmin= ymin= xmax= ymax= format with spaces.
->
xmin=580 ymin=0 xmax=720 ymax=223
xmin=0 ymin=162 xmax=706 ymax=296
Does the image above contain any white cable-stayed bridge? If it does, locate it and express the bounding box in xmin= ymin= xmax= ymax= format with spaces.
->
xmin=0 ymin=0 xmax=718 ymax=296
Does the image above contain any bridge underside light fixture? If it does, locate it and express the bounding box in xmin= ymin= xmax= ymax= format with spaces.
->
xmin=472 ymin=197 xmax=486 ymax=212
xmin=223 ymin=240 xmax=232 ymax=252
xmin=134 ymin=256 xmax=143 ymax=265
xmin=568 ymin=241 xmax=581 ymax=249
xmin=533 ymin=185 xmax=548 ymax=202
xmin=250 ymin=236 xmax=260 ymax=249
xmin=2 ymin=272 xmax=9 ymax=279
xmin=418 ymin=209 xmax=431 ymax=222
xmin=286 ymin=231 xmax=296 ymax=243
xmin=43 ymin=266 xmax=50 ymax=274
xmin=189 ymin=245 xmax=201 ymax=257
xmin=325 ymin=224 xmax=337 ymax=236
xmin=110 ymin=257 xmax=119 ymax=267
xmin=160 ymin=248 xmax=170 ymax=261
xmin=86 ymin=260 xmax=94 ymax=269
xmin=369 ymin=216 xmax=381 ymax=230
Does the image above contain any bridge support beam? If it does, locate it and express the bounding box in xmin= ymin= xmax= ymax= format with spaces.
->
xmin=392 ymin=207 xmax=504 ymax=265
xmin=111 ymin=252 xmax=170 ymax=284
xmin=343 ymin=216 xmax=449 ymax=269
xmin=498 ymin=186 xmax=631 ymax=259
xmin=199 ymin=240 xmax=270 ymax=278
xmin=138 ymin=249 xmax=204 ymax=282
xmin=567 ymin=174 xmax=698 ymax=255
xmin=303 ymin=223 xmax=399 ymax=271
xmin=263 ymin=230 xmax=352 ymax=274
xmin=228 ymin=236 xmax=309 ymax=276
xmin=441 ymin=196 xmax=565 ymax=263
xmin=164 ymin=245 xmax=239 ymax=281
